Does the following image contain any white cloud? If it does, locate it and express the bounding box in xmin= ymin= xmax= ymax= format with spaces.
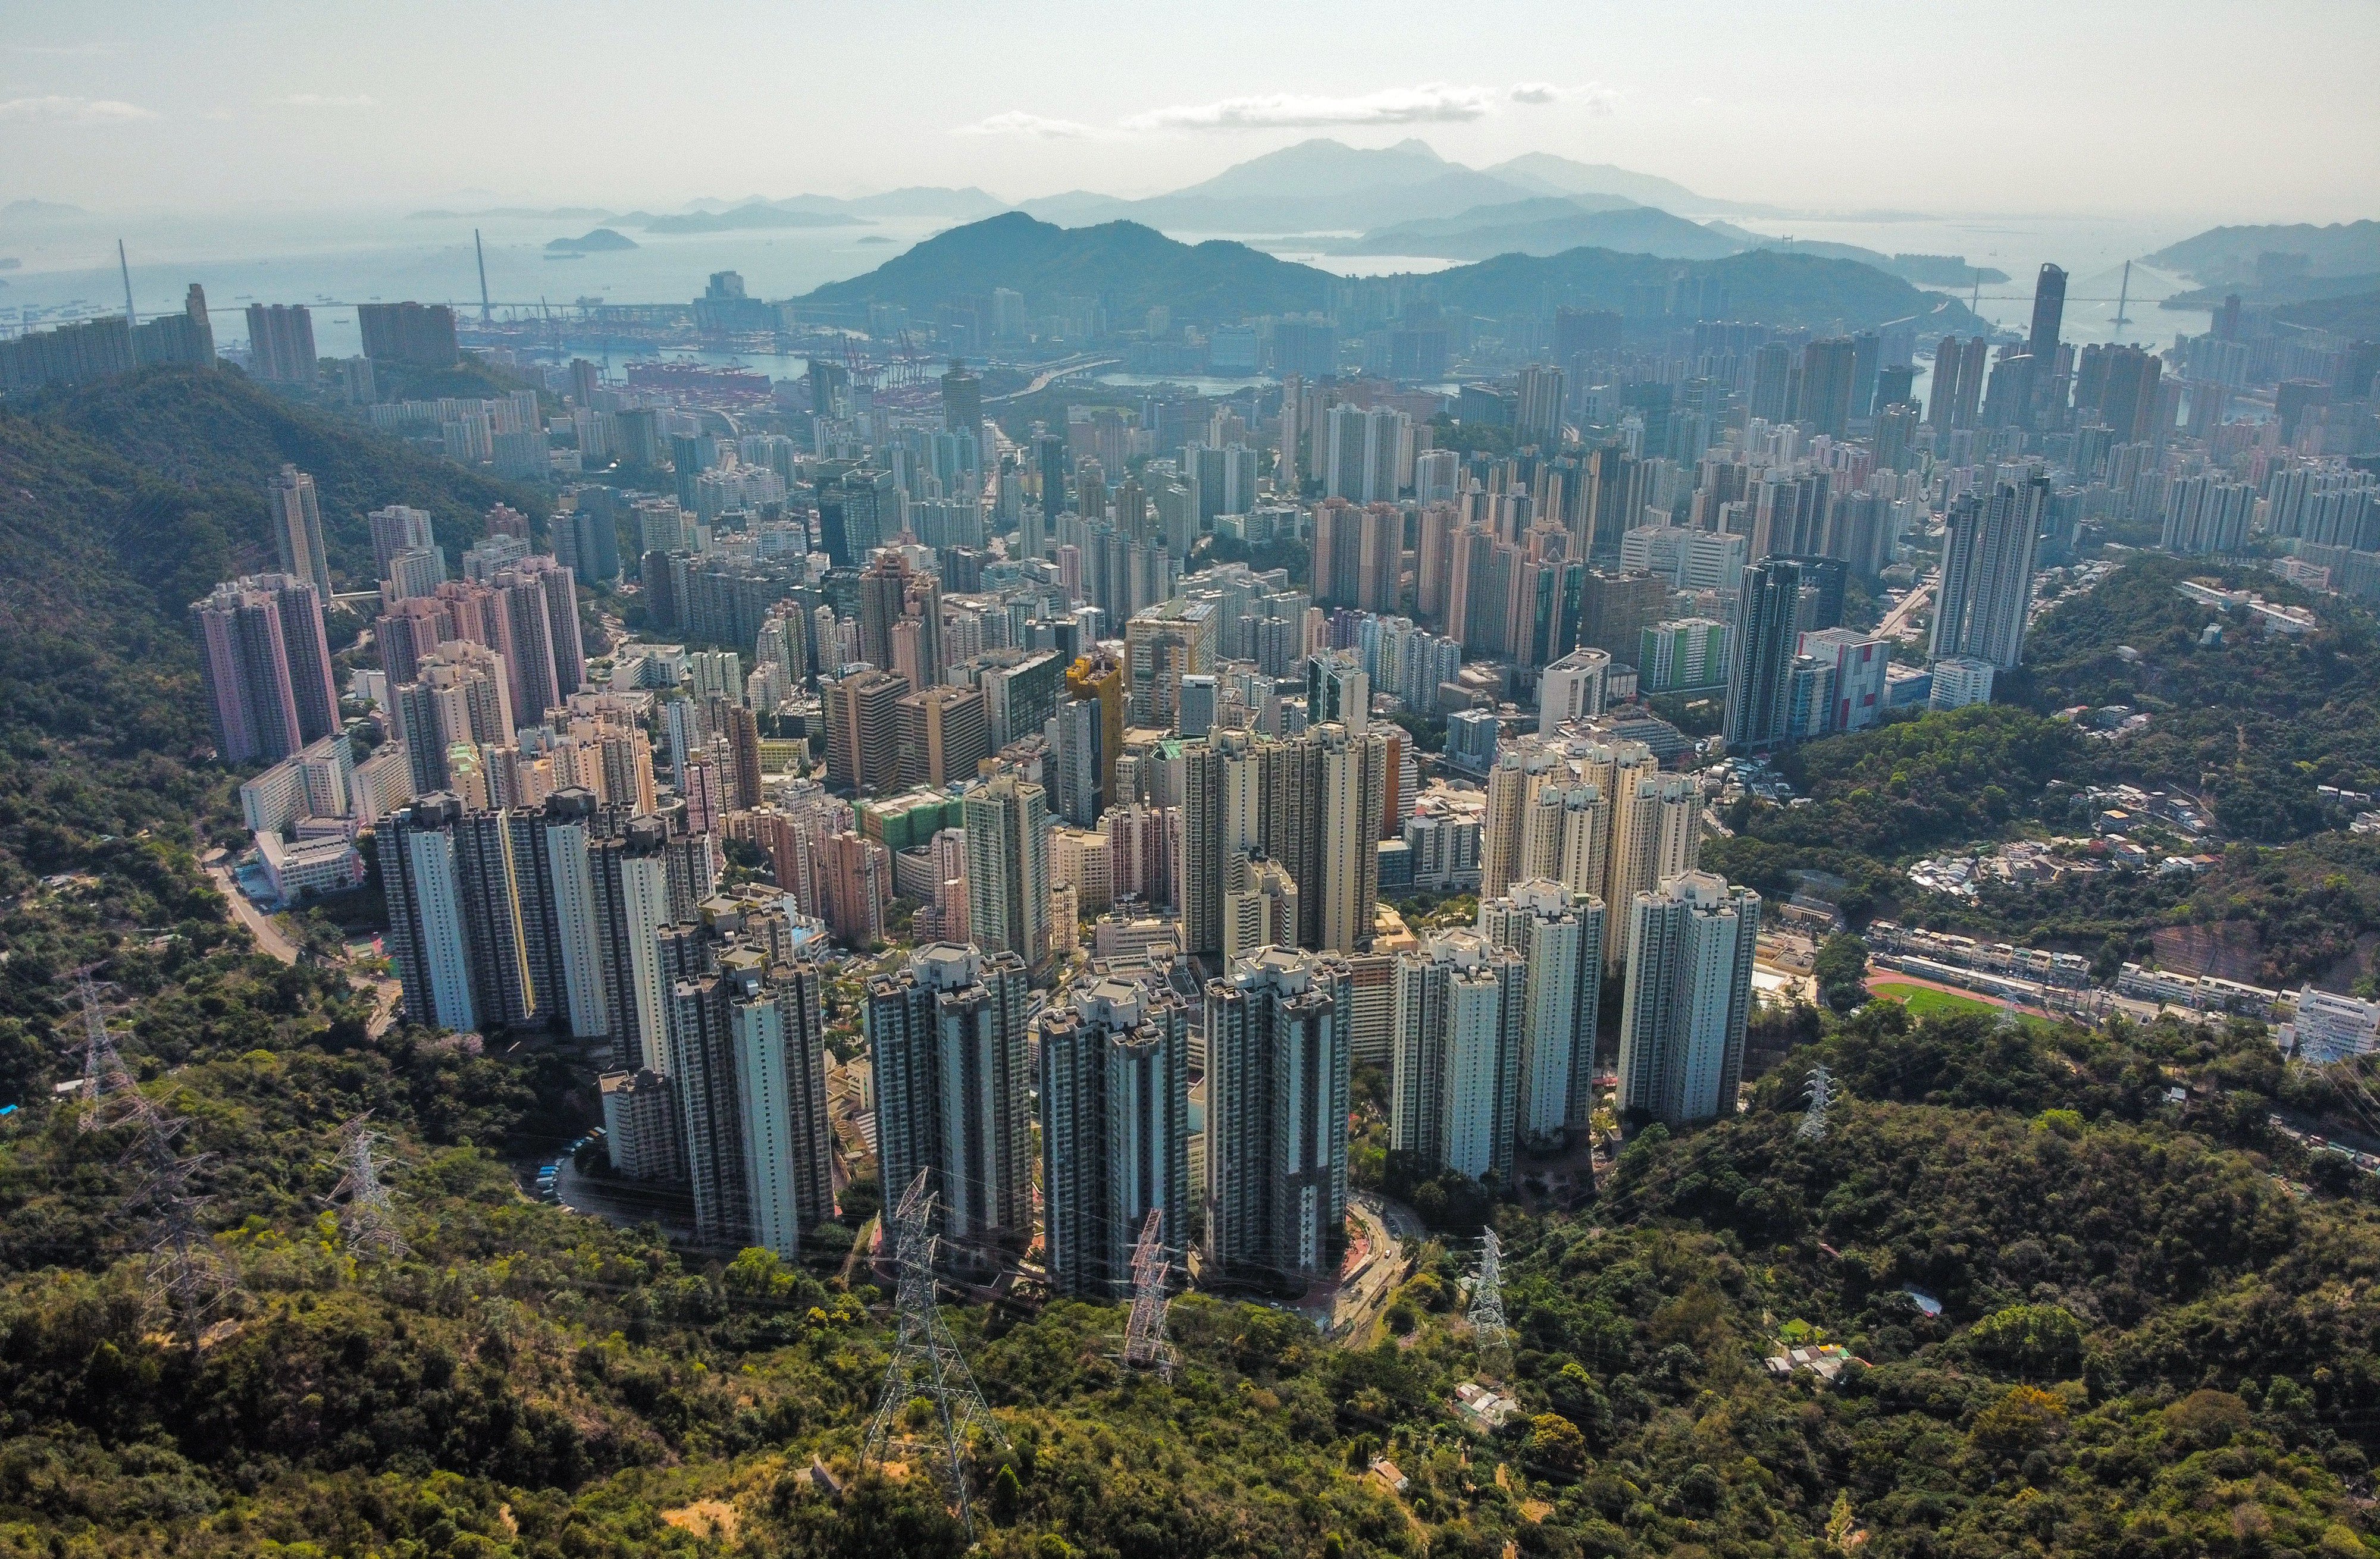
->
xmin=281 ymin=93 xmax=377 ymax=109
xmin=0 ymin=95 xmax=154 ymax=124
xmin=1510 ymin=81 xmax=1618 ymax=115
xmin=1124 ymin=83 xmax=1500 ymax=132
xmin=959 ymin=111 xmax=1098 ymax=139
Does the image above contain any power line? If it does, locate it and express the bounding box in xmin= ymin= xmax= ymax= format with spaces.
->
xmin=862 ymin=1171 xmax=1008 ymax=1538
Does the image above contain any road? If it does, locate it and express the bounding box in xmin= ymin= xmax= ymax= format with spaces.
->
xmin=1330 ymin=1191 xmax=1424 ymax=1341
xmin=205 ymin=844 xmax=401 ymax=1033
xmin=1877 ymin=580 xmax=1934 ymax=642
xmin=985 ymin=355 xmax=1123 ymax=404
xmin=205 ymin=855 xmax=302 ymax=964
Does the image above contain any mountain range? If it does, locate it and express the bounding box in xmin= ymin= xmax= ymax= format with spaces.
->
xmin=2147 ymin=220 xmax=2380 ymax=283
xmin=800 ymin=211 xmax=1986 ymax=335
xmin=1332 ymin=199 xmax=1741 ymax=262
xmin=1016 ymin=138 xmax=1754 ymax=234
xmin=405 ymin=142 xmax=1774 ymax=243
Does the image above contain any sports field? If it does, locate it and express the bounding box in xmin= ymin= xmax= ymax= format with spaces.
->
xmin=1868 ymin=980 xmax=2002 ymax=1017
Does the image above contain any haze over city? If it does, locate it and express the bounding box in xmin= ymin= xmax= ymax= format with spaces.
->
xmin=4 ymin=0 xmax=2373 ymax=218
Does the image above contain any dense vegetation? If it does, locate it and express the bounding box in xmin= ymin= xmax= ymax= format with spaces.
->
xmin=1711 ymin=557 xmax=2380 ymax=987
xmin=2007 ymin=556 xmax=2380 ymax=842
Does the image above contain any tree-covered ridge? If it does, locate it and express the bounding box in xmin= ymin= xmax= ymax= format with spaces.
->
xmin=27 ymin=365 xmax=545 ymax=594
xmin=802 ymin=212 xmax=1334 ymax=324
xmin=0 ymin=367 xmax=541 ymax=933
xmin=2008 ymin=554 xmax=2380 ymax=842
xmin=15 ymin=984 xmax=2380 ymax=1556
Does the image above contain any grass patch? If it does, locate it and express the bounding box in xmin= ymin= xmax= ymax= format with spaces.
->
xmin=1868 ymin=980 xmax=2002 ymax=1017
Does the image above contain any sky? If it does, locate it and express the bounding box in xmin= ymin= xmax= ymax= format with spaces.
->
xmin=3 ymin=0 xmax=2376 ymax=224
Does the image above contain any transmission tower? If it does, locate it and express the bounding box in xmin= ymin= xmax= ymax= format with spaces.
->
xmin=862 ymin=1170 xmax=1008 ymax=1536
xmin=1119 ymin=1207 xmax=1176 ymax=1379
xmin=1468 ymin=1228 xmax=1511 ymax=1353
xmin=329 ymin=1113 xmax=409 ymax=1260
xmin=1798 ymin=1065 xmax=1836 ymax=1142
xmin=72 ymin=976 xmax=237 ymax=1331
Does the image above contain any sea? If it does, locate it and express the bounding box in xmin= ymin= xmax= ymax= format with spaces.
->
xmin=0 ymin=201 xmax=2215 ymax=391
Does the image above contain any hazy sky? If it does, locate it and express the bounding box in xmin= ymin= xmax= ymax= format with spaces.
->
xmin=4 ymin=0 xmax=2375 ymax=222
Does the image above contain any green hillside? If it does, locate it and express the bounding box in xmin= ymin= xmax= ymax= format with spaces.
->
xmin=802 ymin=212 xmax=1333 ymax=324
xmin=804 ymin=211 xmax=1983 ymax=335
xmin=1711 ymin=556 xmax=2380 ymax=987
xmin=0 ymin=366 xmax=538 ymax=984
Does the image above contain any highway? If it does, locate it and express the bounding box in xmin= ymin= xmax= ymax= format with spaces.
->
xmin=985 ymin=355 xmax=1123 ymax=404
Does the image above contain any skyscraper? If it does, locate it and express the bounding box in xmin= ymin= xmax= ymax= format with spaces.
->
xmin=1516 ymin=363 xmax=1567 ymax=448
xmin=1478 ymin=879 xmax=1605 ymax=1148
xmin=964 ymin=771 xmax=1053 ymax=978
xmin=368 ymin=503 xmax=439 ymax=584
xmin=1797 ymin=338 xmax=1859 ymax=439
xmin=1390 ymin=930 xmax=1526 ymax=1182
xmin=266 ymin=465 xmax=333 ymax=605
xmin=670 ymin=948 xmax=836 ymax=1257
xmin=941 ymin=361 xmax=982 ymax=434
xmin=1616 ymin=872 xmax=1759 ymax=1128
xmin=2026 ymin=263 xmax=2067 ymax=425
xmin=190 ymin=573 xmax=340 ymax=767
xmin=1039 ymin=974 xmax=1191 ymax=1298
xmin=245 ymin=304 xmax=318 ymax=384
xmin=1323 ymin=404 xmax=1405 ymax=504
xmin=865 ymin=943 xmax=1034 ymax=1247
xmin=822 ymin=667 xmax=909 ymax=795
xmin=1724 ymin=557 xmax=1804 ymax=752
xmin=378 ymin=793 xmax=481 ymax=1034
xmin=1931 ymin=476 xmax=2047 ymax=670
xmin=1206 ymin=948 xmax=1352 ymax=1282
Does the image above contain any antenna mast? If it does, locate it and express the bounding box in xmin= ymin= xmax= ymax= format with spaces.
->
xmin=1797 ymin=1065 xmax=1837 ymax=1141
xmin=118 ymin=240 xmax=137 ymax=325
xmin=475 ymin=228 xmax=492 ymax=323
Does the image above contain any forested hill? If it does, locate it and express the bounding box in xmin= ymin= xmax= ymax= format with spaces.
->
xmin=801 ymin=212 xmax=1334 ymax=324
xmin=0 ymin=366 xmax=534 ymax=972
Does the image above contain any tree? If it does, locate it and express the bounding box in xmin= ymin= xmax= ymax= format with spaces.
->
xmin=1814 ymin=933 xmax=1870 ymax=1014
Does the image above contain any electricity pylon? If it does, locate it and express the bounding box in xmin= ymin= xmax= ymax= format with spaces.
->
xmin=1468 ymin=1228 xmax=1510 ymax=1353
xmin=1798 ymin=1065 xmax=1836 ymax=1142
xmin=73 ymin=975 xmax=237 ymax=1331
xmin=329 ymin=1112 xmax=409 ymax=1259
xmin=862 ymin=1170 xmax=1007 ymax=1536
xmin=1119 ymin=1207 xmax=1176 ymax=1378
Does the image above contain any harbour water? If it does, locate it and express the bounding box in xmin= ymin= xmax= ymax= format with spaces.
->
xmin=0 ymin=200 xmax=2214 ymax=375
